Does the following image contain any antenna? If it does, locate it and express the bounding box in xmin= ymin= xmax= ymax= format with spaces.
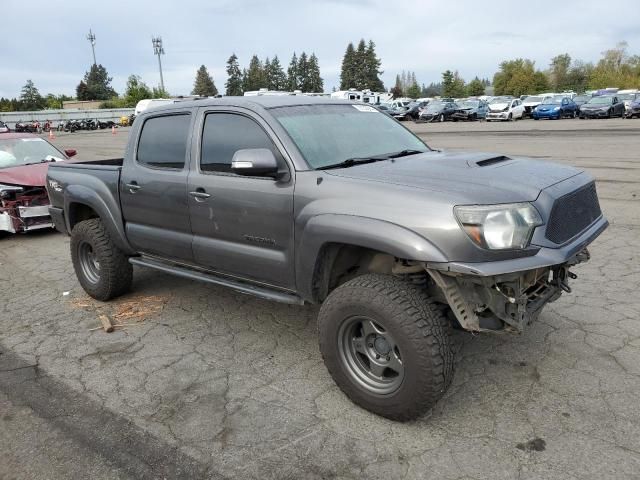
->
xmin=152 ymin=36 xmax=166 ymax=93
xmin=87 ymin=29 xmax=97 ymax=65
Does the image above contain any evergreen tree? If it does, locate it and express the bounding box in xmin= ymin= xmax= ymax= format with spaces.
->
xmin=364 ymin=40 xmax=384 ymax=91
xmin=244 ymin=55 xmax=264 ymax=92
xmin=297 ymin=52 xmax=310 ymax=91
xmin=77 ymin=64 xmax=116 ymax=101
xmin=353 ymin=39 xmax=368 ymax=88
xmin=225 ymin=54 xmax=243 ymax=96
xmin=76 ymin=81 xmax=89 ymax=101
xmin=466 ymin=76 xmax=486 ymax=96
xmin=307 ymin=53 xmax=324 ymax=92
xmin=191 ymin=65 xmax=218 ymax=96
xmin=287 ymin=52 xmax=299 ymax=90
xmin=406 ymin=79 xmax=421 ymax=99
xmin=19 ymin=80 xmax=45 ymax=110
xmin=263 ymin=57 xmax=273 ymax=89
xmin=422 ymin=82 xmax=443 ymax=97
xmin=339 ymin=43 xmax=356 ymax=89
xmin=442 ymin=70 xmax=466 ymax=97
xmin=391 ymin=74 xmax=404 ymax=98
xmin=269 ymin=56 xmax=288 ymax=91
xmin=340 ymin=40 xmax=384 ymax=91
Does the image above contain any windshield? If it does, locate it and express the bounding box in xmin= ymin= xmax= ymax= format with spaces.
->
xmin=458 ymin=101 xmax=479 ymax=108
xmin=271 ymin=104 xmax=429 ymax=169
xmin=425 ymin=102 xmax=444 ymax=112
xmin=588 ymin=97 xmax=613 ymax=105
xmin=573 ymin=95 xmax=589 ymax=102
xmin=0 ymin=137 xmax=65 ymax=169
xmin=489 ymin=97 xmax=510 ymax=104
xmin=617 ymin=94 xmax=635 ymax=101
xmin=524 ymin=96 xmax=542 ymax=103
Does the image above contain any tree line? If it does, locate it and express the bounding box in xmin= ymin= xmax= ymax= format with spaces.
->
xmin=492 ymin=42 xmax=640 ymax=97
xmin=3 ymin=40 xmax=639 ymax=112
xmin=223 ymin=51 xmax=324 ymax=96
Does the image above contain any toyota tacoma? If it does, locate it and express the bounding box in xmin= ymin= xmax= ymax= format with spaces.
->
xmin=46 ymin=97 xmax=607 ymax=420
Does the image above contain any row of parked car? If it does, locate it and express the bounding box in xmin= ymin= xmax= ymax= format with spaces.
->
xmin=375 ymin=91 xmax=640 ymax=123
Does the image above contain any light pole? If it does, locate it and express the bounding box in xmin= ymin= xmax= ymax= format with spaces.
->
xmin=152 ymin=36 xmax=165 ymax=93
xmin=87 ymin=29 xmax=97 ymax=65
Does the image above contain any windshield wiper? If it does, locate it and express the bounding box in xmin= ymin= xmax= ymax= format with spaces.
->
xmin=317 ymin=150 xmax=426 ymax=171
xmin=386 ymin=149 xmax=424 ymax=158
xmin=317 ymin=156 xmax=388 ymax=170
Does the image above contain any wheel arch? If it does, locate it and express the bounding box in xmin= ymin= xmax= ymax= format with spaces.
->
xmin=296 ymin=215 xmax=447 ymax=302
xmin=64 ymin=184 xmax=135 ymax=255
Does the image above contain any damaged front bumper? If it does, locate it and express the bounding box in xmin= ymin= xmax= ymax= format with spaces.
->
xmin=425 ymin=216 xmax=607 ymax=333
xmin=0 ymin=185 xmax=53 ymax=234
xmin=428 ymin=250 xmax=588 ymax=332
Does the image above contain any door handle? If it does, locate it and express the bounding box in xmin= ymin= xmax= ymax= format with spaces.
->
xmin=125 ymin=182 xmax=141 ymax=194
xmin=189 ymin=190 xmax=211 ymax=202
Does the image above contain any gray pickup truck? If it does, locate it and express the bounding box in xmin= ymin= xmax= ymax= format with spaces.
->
xmin=47 ymin=96 xmax=607 ymax=420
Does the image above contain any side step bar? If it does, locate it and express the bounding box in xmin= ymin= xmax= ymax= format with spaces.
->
xmin=129 ymin=257 xmax=304 ymax=305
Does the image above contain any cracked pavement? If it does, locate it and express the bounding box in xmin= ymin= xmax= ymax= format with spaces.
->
xmin=1 ymin=120 xmax=639 ymax=479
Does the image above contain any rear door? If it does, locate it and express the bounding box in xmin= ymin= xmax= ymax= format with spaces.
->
xmin=120 ymin=111 xmax=195 ymax=261
xmin=186 ymin=107 xmax=296 ymax=289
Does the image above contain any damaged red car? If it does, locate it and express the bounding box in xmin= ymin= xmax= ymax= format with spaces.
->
xmin=0 ymin=133 xmax=76 ymax=234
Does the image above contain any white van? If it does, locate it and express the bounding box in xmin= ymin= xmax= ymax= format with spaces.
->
xmin=134 ymin=99 xmax=176 ymax=116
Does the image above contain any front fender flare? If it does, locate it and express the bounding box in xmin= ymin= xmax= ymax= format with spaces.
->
xmin=64 ymin=184 xmax=135 ymax=254
xmin=296 ymin=214 xmax=447 ymax=301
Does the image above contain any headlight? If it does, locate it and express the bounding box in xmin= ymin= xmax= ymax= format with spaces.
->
xmin=454 ymin=203 xmax=542 ymax=250
xmin=553 ymin=106 xmax=561 ymax=111
xmin=502 ymin=107 xmax=509 ymax=112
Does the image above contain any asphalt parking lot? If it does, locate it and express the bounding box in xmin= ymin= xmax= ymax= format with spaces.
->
xmin=1 ymin=118 xmax=639 ymax=479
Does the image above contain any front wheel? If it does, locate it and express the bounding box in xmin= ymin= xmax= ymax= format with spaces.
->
xmin=318 ymin=274 xmax=454 ymax=421
xmin=71 ymin=218 xmax=133 ymax=301
xmin=438 ymin=114 xmax=445 ymax=122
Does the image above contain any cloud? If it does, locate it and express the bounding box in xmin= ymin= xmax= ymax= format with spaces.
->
xmin=1 ymin=0 xmax=639 ymax=98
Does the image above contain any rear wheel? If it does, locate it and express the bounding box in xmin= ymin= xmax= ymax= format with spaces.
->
xmin=318 ymin=274 xmax=454 ymax=421
xmin=71 ymin=218 xmax=132 ymax=301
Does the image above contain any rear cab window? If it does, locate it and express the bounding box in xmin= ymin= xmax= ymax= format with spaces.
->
xmin=137 ymin=114 xmax=190 ymax=169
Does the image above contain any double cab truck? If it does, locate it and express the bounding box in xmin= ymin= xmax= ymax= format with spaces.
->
xmin=47 ymin=96 xmax=607 ymax=421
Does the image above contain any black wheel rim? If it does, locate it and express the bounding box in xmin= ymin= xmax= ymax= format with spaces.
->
xmin=337 ymin=316 xmax=404 ymax=395
xmin=78 ymin=241 xmax=100 ymax=284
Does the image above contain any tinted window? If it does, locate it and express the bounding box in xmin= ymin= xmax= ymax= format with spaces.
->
xmin=137 ymin=114 xmax=190 ymax=169
xmin=200 ymin=113 xmax=281 ymax=173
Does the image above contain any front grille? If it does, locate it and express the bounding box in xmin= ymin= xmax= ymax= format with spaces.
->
xmin=545 ymin=182 xmax=601 ymax=244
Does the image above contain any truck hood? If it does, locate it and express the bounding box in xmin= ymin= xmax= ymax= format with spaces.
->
xmin=0 ymin=163 xmax=50 ymax=187
xmin=325 ymin=150 xmax=582 ymax=203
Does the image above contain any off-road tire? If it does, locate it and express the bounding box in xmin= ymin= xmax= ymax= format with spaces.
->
xmin=71 ymin=218 xmax=132 ymax=301
xmin=318 ymin=274 xmax=454 ymax=421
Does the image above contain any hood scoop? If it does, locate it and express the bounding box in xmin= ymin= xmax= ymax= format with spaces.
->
xmin=474 ymin=156 xmax=513 ymax=167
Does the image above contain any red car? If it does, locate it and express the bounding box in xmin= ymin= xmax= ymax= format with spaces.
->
xmin=0 ymin=133 xmax=76 ymax=234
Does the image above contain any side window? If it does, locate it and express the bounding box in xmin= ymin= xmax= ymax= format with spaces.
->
xmin=137 ymin=114 xmax=190 ymax=169
xmin=200 ymin=113 xmax=283 ymax=174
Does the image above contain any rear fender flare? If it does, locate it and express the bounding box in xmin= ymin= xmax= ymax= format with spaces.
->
xmin=296 ymin=214 xmax=447 ymax=301
xmin=64 ymin=184 xmax=135 ymax=254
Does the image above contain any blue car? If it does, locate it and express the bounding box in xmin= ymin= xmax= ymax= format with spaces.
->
xmin=532 ymin=97 xmax=578 ymax=120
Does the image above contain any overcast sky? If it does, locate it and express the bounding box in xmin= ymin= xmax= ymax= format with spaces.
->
xmin=1 ymin=0 xmax=638 ymax=98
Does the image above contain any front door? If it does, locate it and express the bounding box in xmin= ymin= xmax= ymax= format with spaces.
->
xmin=120 ymin=112 xmax=195 ymax=262
xmin=187 ymin=109 xmax=295 ymax=289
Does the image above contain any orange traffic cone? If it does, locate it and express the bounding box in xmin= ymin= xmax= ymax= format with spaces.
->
xmin=48 ymin=128 xmax=55 ymax=140
xmin=111 ymin=125 xmax=116 ymax=135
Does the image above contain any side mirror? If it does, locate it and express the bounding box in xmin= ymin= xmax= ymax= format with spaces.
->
xmin=231 ymin=148 xmax=278 ymax=177
xmin=64 ymin=149 xmax=77 ymax=158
